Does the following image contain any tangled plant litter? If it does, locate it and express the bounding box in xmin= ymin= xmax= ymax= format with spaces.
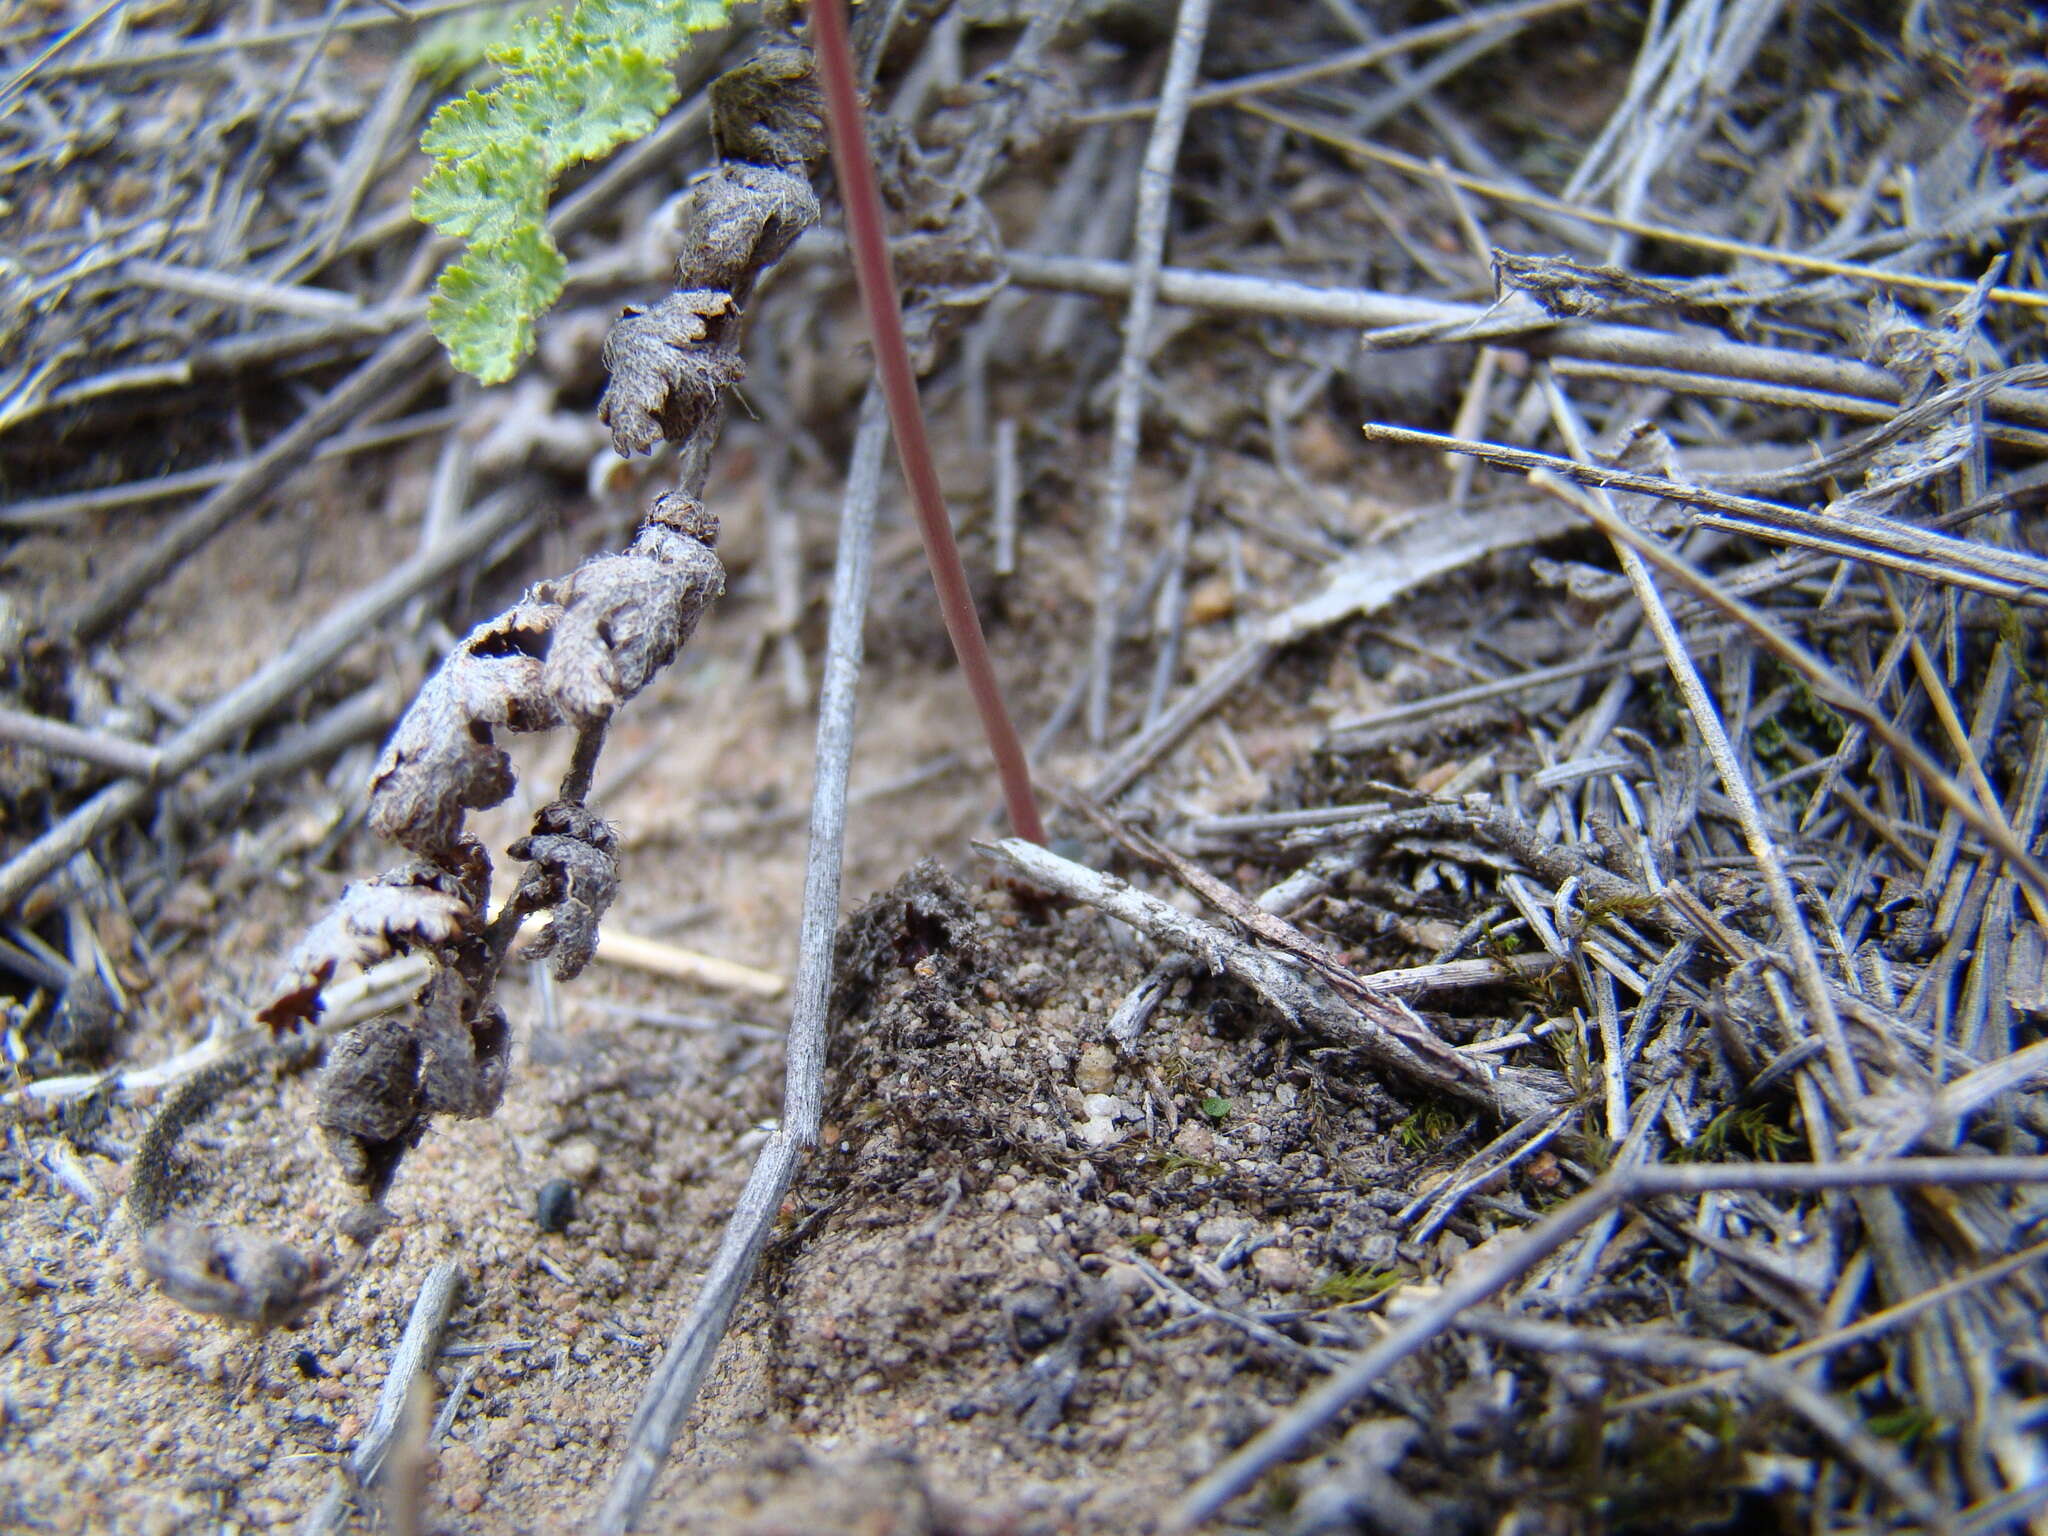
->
xmin=133 ymin=34 xmax=831 ymax=1317
xmin=10 ymin=2 xmax=2048 ymax=1533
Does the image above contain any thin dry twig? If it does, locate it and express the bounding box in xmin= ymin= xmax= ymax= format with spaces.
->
xmin=809 ymin=0 xmax=1043 ymax=842
xmin=1539 ymin=378 xmax=1860 ymax=1099
xmin=1176 ymin=1156 xmax=2048 ymax=1529
xmin=1087 ymin=0 xmax=1212 ymax=744
xmin=591 ymin=386 xmax=887 ymax=1535
xmin=980 ymin=836 xmax=1567 ymax=1121
xmin=0 ymin=489 xmax=538 ymax=916
xmin=1003 ymin=253 xmax=2048 ymax=429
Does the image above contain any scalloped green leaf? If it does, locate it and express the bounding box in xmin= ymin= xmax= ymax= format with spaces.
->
xmin=412 ymin=135 xmax=549 ymax=242
xmin=487 ymin=4 xmax=574 ymax=76
xmin=531 ymin=46 xmax=676 ymax=165
xmin=419 ymin=88 xmax=504 ymax=162
xmin=416 ymin=0 xmax=740 ymax=382
xmin=428 ymin=223 xmax=568 ymax=385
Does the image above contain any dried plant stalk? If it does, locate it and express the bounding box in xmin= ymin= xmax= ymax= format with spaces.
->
xmin=135 ymin=39 xmax=830 ymax=1323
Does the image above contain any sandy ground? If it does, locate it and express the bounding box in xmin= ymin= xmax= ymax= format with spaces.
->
xmin=1 ymin=394 xmax=1458 ymax=1534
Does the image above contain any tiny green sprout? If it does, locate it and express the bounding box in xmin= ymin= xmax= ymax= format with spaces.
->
xmin=1149 ymin=1152 xmax=1224 ymax=1179
xmin=413 ymin=0 xmax=735 ymax=382
xmin=1200 ymin=1094 xmax=1231 ymax=1122
xmin=1868 ymin=1404 xmax=1945 ymax=1450
xmin=1311 ymin=1267 xmax=1400 ymax=1304
xmin=1394 ymin=1101 xmax=1460 ymax=1153
xmin=1671 ymin=1103 xmax=1803 ymax=1163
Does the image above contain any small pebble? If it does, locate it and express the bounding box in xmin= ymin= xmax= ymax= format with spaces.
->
xmin=1194 ymin=1215 xmax=1253 ymax=1249
xmin=557 ymin=1138 xmax=600 ymax=1182
xmin=1074 ymin=1044 xmax=1117 ymax=1096
xmin=536 ymin=1179 xmax=577 ymax=1233
xmin=1251 ymin=1246 xmax=1311 ymax=1292
xmin=124 ymin=1318 xmax=182 ymax=1368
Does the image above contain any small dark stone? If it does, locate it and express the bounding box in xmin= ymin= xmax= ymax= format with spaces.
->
xmin=336 ymin=1203 xmax=394 ymax=1247
xmin=50 ymin=970 xmax=120 ymax=1063
xmin=294 ymin=1349 xmax=329 ymax=1379
xmin=947 ymin=1399 xmax=980 ymax=1422
xmin=1356 ymin=638 xmax=1397 ymax=680
xmin=536 ymin=1178 xmax=577 ymax=1233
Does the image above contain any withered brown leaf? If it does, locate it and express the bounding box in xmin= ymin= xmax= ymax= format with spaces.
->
xmin=543 ymin=519 xmax=726 ymax=727
xmin=259 ymin=867 xmax=472 ymax=1028
xmin=368 ymin=595 xmax=564 ymax=859
xmin=507 ymin=800 xmax=620 ymax=980
xmin=597 ymin=290 xmax=741 ymax=457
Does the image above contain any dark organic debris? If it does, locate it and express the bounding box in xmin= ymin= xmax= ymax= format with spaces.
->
xmin=506 ymin=800 xmax=620 ymax=980
xmin=536 ymin=1178 xmax=577 ymax=1233
xmin=1970 ymin=46 xmax=2048 ymax=173
xmin=141 ymin=1219 xmax=337 ymax=1331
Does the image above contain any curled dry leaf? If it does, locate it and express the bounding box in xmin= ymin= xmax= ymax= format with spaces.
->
xmin=600 ymin=52 xmax=825 ymax=459
xmin=259 ymin=867 xmax=473 ymax=1029
xmin=414 ymin=974 xmax=510 ymax=1122
xmin=597 ymin=289 xmax=742 ymax=457
xmin=316 ymin=1015 xmax=423 ymax=1184
xmin=543 ymin=513 xmax=725 ymax=726
xmin=673 ymin=163 xmax=821 ymax=295
xmin=707 ymin=41 xmax=827 ymax=168
xmin=317 ymin=974 xmax=509 ymax=1187
xmin=507 ymin=800 xmax=620 ymax=980
xmin=369 ymin=595 xmax=565 ymax=860
xmin=141 ymin=1219 xmax=333 ymax=1330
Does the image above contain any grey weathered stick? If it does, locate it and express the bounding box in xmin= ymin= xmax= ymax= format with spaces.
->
xmin=1088 ymin=497 xmax=1574 ymax=799
xmin=17 ymin=955 xmax=430 ymax=1108
xmin=47 ymin=78 xmax=720 ymax=643
xmin=0 ymin=706 xmax=165 ymax=780
xmin=124 ymin=259 xmax=369 ymax=321
xmin=1174 ymin=1155 xmax=2048 ymax=1529
xmin=1540 ymin=380 xmax=1860 ymax=1099
xmin=351 ymin=1258 xmax=465 ymax=1487
xmin=0 ymin=409 xmax=461 ymax=530
xmin=980 ymin=837 xmax=1564 ymax=1121
xmin=1549 ymin=357 xmax=2048 ymax=452
xmin=591 ymin=390 xmax=889 ymax=1535
xmin=589 ymin=1134 xmax=801 ymax=1534
xmin=992 ymin=417 xmax=1020 ymax=578
xmin=186 ymin=680 xmax=401 ymax=820
xmin=1359 ymin=422 xmax=2048 ymax=603
xmin=53 ymin=325 xmax=442 ymax=644
xmin=785 ymin=387 xmax=887 ymax=1148
xmin=1542 ymin=474 xmax=2048 ymax=909
xmin=1087 ymin=0 xmax=1212 ymax=743
xmin=1003 ymin=253 xmax=2048 ymax=429
xmin=46 ymin=0 xmax=497 ymax=77
xmin=0 ymin=488 xmax=535 ymax=914
xmin=1072 ymin=0 xmax=1595 ymax=125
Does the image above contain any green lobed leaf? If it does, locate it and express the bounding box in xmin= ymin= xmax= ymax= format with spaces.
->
xmin=527 ymin=46 xmax=677 ymax=167
xmin=428 ymin=223 xmax=569 ymax=385
xmin=419 ymin=89 xmax=504 ymax=163
xmin=411 ymin=135 xmax=549 ymax=242
xmin=416 ymin=0 xmax=739 ymax=381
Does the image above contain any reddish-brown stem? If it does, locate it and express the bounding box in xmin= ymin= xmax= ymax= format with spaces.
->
xmin=806 ymin=0 xmax=1046 ymax=846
